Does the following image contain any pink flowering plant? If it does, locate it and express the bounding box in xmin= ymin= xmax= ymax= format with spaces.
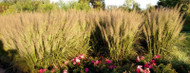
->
xmin=66 ymin=56 xmax=118 ymax=73
xmin=135 ymin=55 xmax=176 ymax=73
xmin=37 ymin=54 xmax=119 ymax=73
xmin=135 ymin=55 xmax=161 ymax=73
xmin=37 ymin=54 xmax=177 ymax=73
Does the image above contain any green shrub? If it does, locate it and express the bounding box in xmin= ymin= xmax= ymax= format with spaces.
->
xmin=154 ymin=64 xmax=177 ymax=73
xmin=58 ymin=1 xmax=91 ymax=11
xmin=37 ymin=3 xmax=57 ymax=12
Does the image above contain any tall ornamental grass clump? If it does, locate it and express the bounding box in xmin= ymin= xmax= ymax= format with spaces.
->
xmin=143 ymin=6 xmax=186 ymax=59
xmin=95 ymin=9 xmax=144 ymax=62
xmin=0 ymin=10 xmax=93 ymax=72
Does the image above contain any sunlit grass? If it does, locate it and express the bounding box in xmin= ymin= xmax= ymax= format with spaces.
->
xmin=0 ymin=7 xmax=189 ymax=72
xmin=0 ymin=10 xmax=94 ymax=72
xmin=95 ymin=9 xmax=143 ymax=62
xmin=143 ymin=6 xmax=186 ymax=60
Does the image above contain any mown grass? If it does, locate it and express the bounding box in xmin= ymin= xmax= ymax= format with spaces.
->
xmin=183 ymin=30 xmax=190 ymax=55
xmin=181 ymin=23 xmax=190 ymax=56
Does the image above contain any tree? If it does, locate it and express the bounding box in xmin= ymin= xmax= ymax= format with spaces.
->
xmin=123 ymin=0 xmax=135 ymax=8
xmin=158 ymin=0 xmax=190 ymax=7
xmin=121 ymin=0 xmax=141 ymax=11
xmin=79 ymin=0 xmax=105 ymax=9
xmin=157 ymin=0 xmax=190 ymax=12
xmin=2 ymin=0 xmax=50 ymax=4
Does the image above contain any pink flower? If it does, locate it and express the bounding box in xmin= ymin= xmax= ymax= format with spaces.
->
xmin=152 ymin=63 xmax=156 ymax=66
xmin=63 ymin=70 xmax=67 ymax=73
xmin=74 ymin=57 xmax=80 ymax=63
xmin=42 ymin=69 xmax=47 ymax=72
xmin=151 ymin=60 xmax=156 ymax=66
xmin=39 ymin=69 xmax=43 ymax=73
xmin=39 ymin=69 xmax=47 ymax=73
xmin=77 ymin=63 xmax=80 ymax=65
xmin=136 ymin=65 xmax=144 ymax=73
xmin=154 ymin=55 xmax=160 ymax=59
xmin=91 ymin=60 xmax=95 ymax=63
xmin=109 ymin=65 xmax=116 ymax=69
xmin=105 ymin=59 xmax=111 ymax=64
xmin=85 ymin=68 xmax=89 ymax=73
xmin=94 ymin=60 xmax=99 ymax=66
xmin=73 ymin=62 xmax=76 ymax=65
xmin=136 ymin=56 xmax=141 ymax=62
xmin=144 ymin=68 xmax=150 ymax=73
xmin=136 ymin=68 xmax=141 ymax=73
xmin=72 ymin=59 xmax=75 ymax=61
xmin=141 ymin=56 xmax=145 ymax=60
xmin=151 ymin=60 xmax=155 ymax=63
xmin=144 ymin=62 xmax=153 ymax=69
xmin=78 ymin=54 xmax=85 ymax=59
xmin=64 ymin=61 xmax=69 ymax=65
xmin=51 ymin=68 xmax=55 ymax=73
xmin=95 ymin=60 xmax=99 ymax=64
xmin=54 ymin=65 xmax=58 ymax=69
xmin=136 ymin=56 xmax=145 ymax=62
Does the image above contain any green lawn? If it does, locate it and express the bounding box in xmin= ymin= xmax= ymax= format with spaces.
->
xmin=185 ymin=33 xmax=190 ymax=55
xmin=182 ymin=24 xmax=190 ymax=55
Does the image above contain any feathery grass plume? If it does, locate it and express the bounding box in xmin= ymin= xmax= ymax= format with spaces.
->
xmin=95 ymin=9 xmax=144 ymax=62
xmin=143 ymin=6 xmax=186 ymax=59
xmin=0 ymin=9 xmax=93 ymax=72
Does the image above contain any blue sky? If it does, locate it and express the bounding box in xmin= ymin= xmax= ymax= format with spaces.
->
xmin=50 ymin=0 xmax=159 ymax=9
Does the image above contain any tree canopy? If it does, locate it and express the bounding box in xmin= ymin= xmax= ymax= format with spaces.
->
xmin=79 ymin=0 xmax=105 ymax=9
xmin=157 ymin=0 xmax=190 ymax=11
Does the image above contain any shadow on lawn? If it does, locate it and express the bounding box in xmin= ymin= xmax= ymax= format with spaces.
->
xmin=178 ymin=24 xmax=190 ymax=73
xmin=158 ymin=59 xmax=190 ymax=73
xmin=0 ymin=40 xmax=23 ymax=73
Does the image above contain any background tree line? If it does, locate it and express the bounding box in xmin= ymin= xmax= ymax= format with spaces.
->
xmin=1 ymin=0 xmax=190 ymax=26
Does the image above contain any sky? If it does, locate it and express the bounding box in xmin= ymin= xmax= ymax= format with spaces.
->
xmin=50 ymin=0 xmax=159 ymax=9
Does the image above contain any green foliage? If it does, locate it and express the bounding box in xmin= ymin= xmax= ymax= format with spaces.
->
xmin=14 ymin=1 xmax=56 ymax=12
xmin=79 ymin=0 xmax=105 ymax=9
xmin=154 ymin=64 xmax=177 ymax=73
xmin=120 ymin=0 xmax=141 ymax=11
xmin=171 ymin=61 xmax=190 ymax=73
xmin=157 ymin=0 xmax=184 ymax=7
xmin=184 ymin=33 xmax=190 ymax=55
xmin=58 ymin=1 xmax=91 ymax=11
xmin=0 ymin=3 xmax=11 ymax=14
xmin=0 ymin=0 xmax=57 ymax=15
xmin=157 ymin=0 xmax=190 ymax=12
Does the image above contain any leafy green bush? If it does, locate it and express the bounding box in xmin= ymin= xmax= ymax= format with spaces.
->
xmin=0 ymin=0 xmax=58 ymax=15
xmin=57 ymin=1 xmax=91 ymax=11
xmin=154 ymin=64 xmax=176 ymax=73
